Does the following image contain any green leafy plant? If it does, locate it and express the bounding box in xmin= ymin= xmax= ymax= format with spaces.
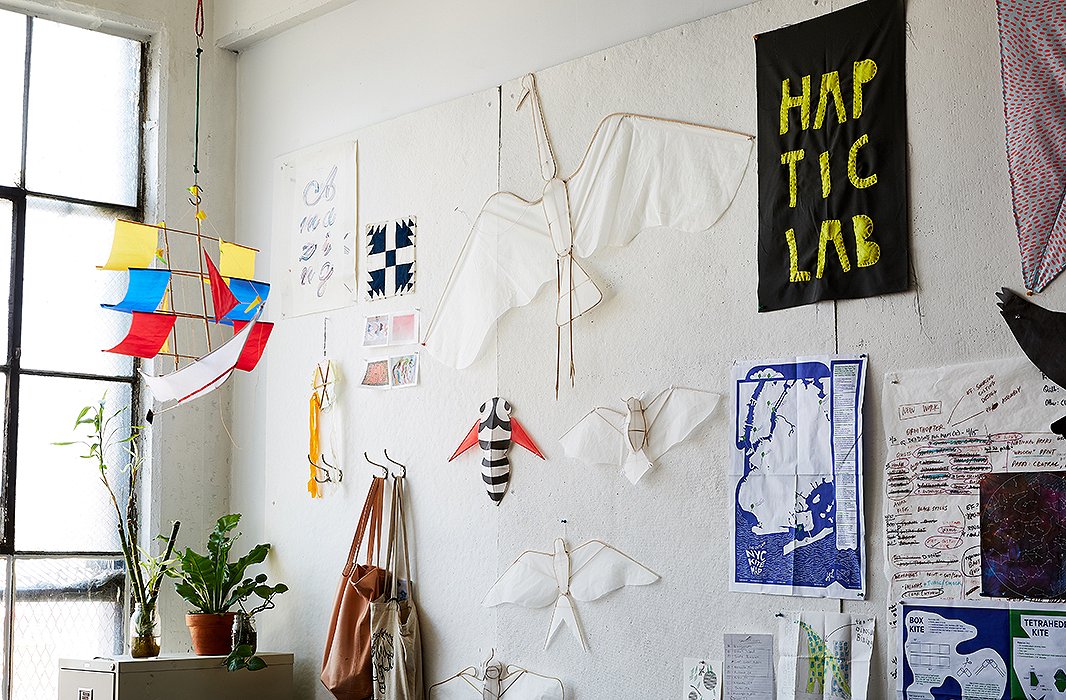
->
xmin=167 ymin=513 xmax=272 ymax=614
xmin=225 ymin=580 xmax=289 ymax=671
xmin=225 ymin=644 xmax=267 ymax=672
xmin=55 ymin=397 xmax=181 ymax=626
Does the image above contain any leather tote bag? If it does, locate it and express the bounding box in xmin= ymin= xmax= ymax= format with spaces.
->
xmin=321 ymin=476 xmax=387 ymax=700
xmin=369 ymin=477 xmax=424 ymax=700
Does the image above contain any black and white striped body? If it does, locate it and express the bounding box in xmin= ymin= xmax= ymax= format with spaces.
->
xmin=479 ymin=398 xmax=513 ymax=503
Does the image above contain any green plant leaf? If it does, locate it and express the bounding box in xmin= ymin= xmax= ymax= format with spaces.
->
xmin=246 ymin=656 xmax=267 ymax=672
xmin=227 ymin=543 xmax=270 ymax=582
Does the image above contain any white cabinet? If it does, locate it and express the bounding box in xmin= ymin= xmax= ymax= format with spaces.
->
xmin=58 ymin=653 xmax=294 ymax=700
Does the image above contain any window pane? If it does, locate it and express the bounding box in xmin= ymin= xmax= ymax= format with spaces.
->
xmin=0 ymin=198 xmax=11 ymax=357
xmin=22 ymin=197 xmax=133 ymax=376
xmin=13 ymin=558 xmax=124 ymax=700
xmin=25 ymin=18 xmax=140 ymax=205
xmin=0 ymin=9 xmax=26 ymax=186
xmin=16 ymin=376 xmax=131 ymax=552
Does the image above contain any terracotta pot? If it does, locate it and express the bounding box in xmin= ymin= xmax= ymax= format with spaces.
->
xmin=185 ymin=613 xmax=236 ymax=655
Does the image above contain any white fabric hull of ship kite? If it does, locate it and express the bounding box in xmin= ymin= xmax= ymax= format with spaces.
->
xmin=141 ymin=315 xmax=258 ymax=404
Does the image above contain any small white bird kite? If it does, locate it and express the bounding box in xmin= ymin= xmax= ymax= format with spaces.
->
xmin=482 ymin=538 xmax=658 ymax=651
xmin=559 ymin=386 xmax=720 ymax=484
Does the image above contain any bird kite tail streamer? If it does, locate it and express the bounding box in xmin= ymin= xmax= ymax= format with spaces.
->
xmin=308 ymin=392 xmax=322 ymax=499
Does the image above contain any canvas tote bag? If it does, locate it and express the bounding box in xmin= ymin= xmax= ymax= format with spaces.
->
xmin=322 ymin=476 xmax=387 ymax=700
xmin=369 ymin=477 xmax=424 ymax=700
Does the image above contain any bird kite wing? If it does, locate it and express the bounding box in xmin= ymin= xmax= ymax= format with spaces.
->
xmin=449 ymin=420 xmax=481 ymax=461
xmin=642 ymin=386 xmax=721 ymax=463
xmin=510 ymin=417 xmax=545 ymax=459
xmin=500 ymin=668 xmax=565 ymax=700
xmin=423 ymin=192 xmax=556 ymax=369
xmin=558 ymin=408 xmax=626 ymax=469
xmin=482 ymin=550 xmax=558 ymax=609
xmin=566 ymin=113 xmax=754 ymax=260
xmin=566 ymin=540 xmax=659 ymax=602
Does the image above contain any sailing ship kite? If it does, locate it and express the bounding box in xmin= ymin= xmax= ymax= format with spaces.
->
xmin=100 ymin=218 xmax=273 ymax=410
xmin=100 ymin=2 xmax=272 ymax=413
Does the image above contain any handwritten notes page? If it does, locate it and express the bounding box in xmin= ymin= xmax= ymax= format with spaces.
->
xmin=881 ymin=356 xmax=1066 ymax=679
xmin=274 ymin=140 xmax=357 ymax=318
xmin=724 ymin=634 xmax=774 ymax=700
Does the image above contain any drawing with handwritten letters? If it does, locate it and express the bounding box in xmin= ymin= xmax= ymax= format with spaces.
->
xmin=777 ymin=612 xmax=874 ymax=700
xmin=881 ymin=356 xmax=1066 ymax=680
xmin=273 ymin=140 xmax=357 ymax=317
xmin=731 ymin=355 xmax=867 ymax=599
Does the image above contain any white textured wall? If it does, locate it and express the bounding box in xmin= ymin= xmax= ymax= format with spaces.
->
xmin=0 ymin=0 xmax=238 ymax=653
xmin=229 ymin=0 xmax=1055 ymax=697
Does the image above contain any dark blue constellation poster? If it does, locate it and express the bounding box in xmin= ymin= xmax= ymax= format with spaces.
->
xmin=730 ymin=355 xmax=866 ymax=598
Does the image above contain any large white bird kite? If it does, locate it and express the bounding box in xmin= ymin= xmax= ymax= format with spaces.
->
xmin=423 ymin=74 xmax=753 ymax=390
xmin=482 ymin=538 xmax=658 ymax=651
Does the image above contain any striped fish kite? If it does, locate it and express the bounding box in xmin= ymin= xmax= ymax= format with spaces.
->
xmin=450 ymin=398 xmax=544 ymax=505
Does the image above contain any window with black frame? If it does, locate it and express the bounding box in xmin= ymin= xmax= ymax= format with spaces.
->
xmin=0 ymin=8 xmax=144 ymax=700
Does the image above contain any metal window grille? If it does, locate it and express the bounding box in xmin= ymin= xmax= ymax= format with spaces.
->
xmin=0 ymin=8 xmax=145 ymax=700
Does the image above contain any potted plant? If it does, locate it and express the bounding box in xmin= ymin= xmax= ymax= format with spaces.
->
xmin=56 ymin=397 xmax=181 ymax=658
xmin=167 ymin=513 xmax=276 ymax=655
xmin=225 ymin=580 xmax=288 ymax=671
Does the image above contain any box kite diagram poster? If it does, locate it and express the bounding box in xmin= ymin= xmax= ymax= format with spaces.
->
xmin=730 ymin=355 xmax=866 ymax=599
xmin=898 ymin=600 xmax=1066 ymax=700
xmin=981 ymin=471 xmax=1066 ymax=599
xmin=755 ymin=0 xmax=908 ymax=312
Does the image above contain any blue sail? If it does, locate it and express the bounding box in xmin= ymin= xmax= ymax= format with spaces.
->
xmin=101 ymin=268 xmax=171 ymax=313
xmin=221 ymin=279 xmax=271 ymax=324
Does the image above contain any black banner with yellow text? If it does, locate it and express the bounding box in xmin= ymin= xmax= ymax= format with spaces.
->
xmin=756 ymin=0 xmax=908 ymax=312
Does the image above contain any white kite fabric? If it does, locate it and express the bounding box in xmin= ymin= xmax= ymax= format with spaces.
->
xmin=482 ymin=538 xmax=658 ymax=652
xmin=423 ymin=74 xmax=753 ymax=371
xmin=559 ymin=386 xmax=720 ymax=484
xmin=141 ymin=315 xmax=261 ymax=404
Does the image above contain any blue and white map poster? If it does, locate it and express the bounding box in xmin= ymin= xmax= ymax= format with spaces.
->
xmin=731 ymin=355 xmax=867 ymax=598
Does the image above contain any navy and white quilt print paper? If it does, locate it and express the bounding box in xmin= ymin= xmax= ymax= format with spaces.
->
xmin=365 ymin=217 xmax=416 ymax=300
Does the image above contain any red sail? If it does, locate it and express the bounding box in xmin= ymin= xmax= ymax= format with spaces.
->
xmin=231 ymin=320 xmax=273 ymax=372
xmin=205 ymin=251 xmax=239 ymax=322
xmin=105 ymin=312 xmax=177 ymax=358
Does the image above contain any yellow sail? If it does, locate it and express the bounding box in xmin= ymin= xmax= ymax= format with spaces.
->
xmin=219 ymin=240 xmax=256 ymax=279
xmin=100 ymin=221 xmax=159 ymax=271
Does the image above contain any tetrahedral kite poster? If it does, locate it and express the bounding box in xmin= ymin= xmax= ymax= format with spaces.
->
xmin=755 ymin=0 xmax=908 ymax=311
xmin=981 ymin=471 xmax=1066 ymax=599
xmin=730 ymin=355 xmax=866 ymax=599
xmin=365 ymin=218 xmax=416 ymax=300
xmin=997 ymin=0 xmax=1066 ymax=293
xmin=273 ymin=140 xmax=358 ymax=318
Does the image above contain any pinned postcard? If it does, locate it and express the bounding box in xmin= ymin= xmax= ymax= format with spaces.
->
xmin=389 ymin=354 xmax=419 ymax=388
xmin=684 ymin=658 xmax=723 ymax=700
xmin=360 ymin=359 xmax=390 ymax=388
xmin=362 ymin=310 xmax=420 ymax=347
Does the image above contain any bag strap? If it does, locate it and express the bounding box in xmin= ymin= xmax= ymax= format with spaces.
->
xmin=397 ymin=477 xmax=413 ymax=602
xmin=365 ymin=476 xmax=384 ymax=567
xmin=342 ymin=477 xmax=383 ymax=577
xmin=385 ymin=476 xmax=414 ymax=602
